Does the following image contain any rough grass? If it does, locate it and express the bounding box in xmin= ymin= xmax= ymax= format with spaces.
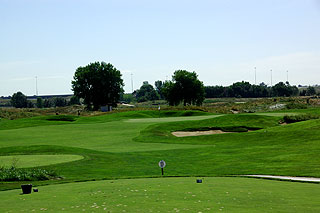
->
xmin=0 ymin=166 xmax=58 ymax=181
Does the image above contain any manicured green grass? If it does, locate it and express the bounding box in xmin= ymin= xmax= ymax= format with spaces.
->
xmin=0 ymin=155 xmax=83 ymax=168
xmin=0 ymin=120 xmax=208 ymax=153
xmin=1 ymin=110 xmax=320 ymax=184
xmin=1 ymin=177 xmax=319 ymax=212
xmin=1 ymin=108 xmax=320 ymax=211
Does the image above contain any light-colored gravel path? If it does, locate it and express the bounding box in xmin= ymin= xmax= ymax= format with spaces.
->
xmin=242 ymin=175 xmax=320 ymax=182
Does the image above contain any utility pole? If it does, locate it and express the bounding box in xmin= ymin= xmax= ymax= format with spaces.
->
xmin=286 ymin=70 xmax=289 ymax=83
xmin=270 ymin=69 xmax=273 ymax=86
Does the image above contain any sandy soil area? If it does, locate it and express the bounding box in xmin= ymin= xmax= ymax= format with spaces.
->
xmin=172 ymin=130 xmax=231 ymax=137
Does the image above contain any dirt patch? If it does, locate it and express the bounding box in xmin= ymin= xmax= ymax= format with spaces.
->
xmin=172 ymin=130 xmax=232 ymax=137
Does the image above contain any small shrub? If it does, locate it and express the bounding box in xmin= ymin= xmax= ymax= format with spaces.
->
xmin=0 ymin=165 xmax=58 ymax=181
xmin=283 ymin=114 xmax=320 ymax=124
xmin=286 ymin=102 xmax=307 ymax=109
xmin=181 ymin=111 xmax=194 ymax=116
xmin=46 ymin=115 xmax=76 ymax=122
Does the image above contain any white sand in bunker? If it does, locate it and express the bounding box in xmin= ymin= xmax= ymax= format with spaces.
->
xmin=172 ymin=130 xmax=232 ymax=137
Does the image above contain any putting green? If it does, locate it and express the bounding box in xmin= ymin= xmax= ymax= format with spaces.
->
xmin=0 ymin=155 xmax=84 ymax=168
xmin=0 ymin=177 xmax=319 ymax=212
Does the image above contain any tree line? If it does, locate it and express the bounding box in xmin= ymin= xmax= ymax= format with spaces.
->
xmin=205 ymin=81 xmax=301 ymax=98
xmin=131 ymin=80 xmax=317 ymax=103
xmin=7 ymin=61 xmax=319 ymax=110
xmin=10 ymin=92 xmax=80 ymax=108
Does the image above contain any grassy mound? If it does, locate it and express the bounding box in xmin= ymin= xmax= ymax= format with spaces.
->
xmin=135 ymin=114 xmax=280 ymax=144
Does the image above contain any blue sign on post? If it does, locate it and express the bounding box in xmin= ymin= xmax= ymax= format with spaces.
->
xmin=158 ymin=160 xmax=166 ymax=175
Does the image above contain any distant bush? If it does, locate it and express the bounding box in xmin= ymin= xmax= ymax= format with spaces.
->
xmin=286 ymin=102 xmax=307 ymax=109
xmin=283 ymin=114 xmax=320 ymax=123
xmin=0 ymin=165 xmax=58 ymax=181
xmin=181 ymin=111 xmax=194 ymax=116
xmin=46 ymin=115 xmax=77 ymax=122
xmin=53 ymin=97 xmax=67 ymax=107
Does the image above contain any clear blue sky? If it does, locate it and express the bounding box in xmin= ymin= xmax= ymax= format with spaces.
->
xmin=1 ymin=0 xmax=320 ymax=96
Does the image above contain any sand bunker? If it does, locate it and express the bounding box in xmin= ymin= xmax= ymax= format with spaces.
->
xmin=172 ymin=130 xmax=232 ymax=137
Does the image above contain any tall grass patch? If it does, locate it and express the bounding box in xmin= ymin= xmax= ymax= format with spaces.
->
xmin=0 ymin=165 xmax=58 ymax=181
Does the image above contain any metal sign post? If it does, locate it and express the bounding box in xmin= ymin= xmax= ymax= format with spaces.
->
xmin=158 ymin=160 xmax=166 ymax=176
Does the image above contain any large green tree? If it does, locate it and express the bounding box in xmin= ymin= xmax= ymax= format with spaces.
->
xmin=162 ymin=70 xmax=205 ymax=106
xmin=11 ymin=91 xmax=28 ymax=108
xmin=72 ymin=62 xmax=124 ymax=110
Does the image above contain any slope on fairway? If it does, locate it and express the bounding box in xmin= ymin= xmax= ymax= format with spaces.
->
xmin=133 ymin=114 xmax=320 ymax=177
xmin=0 ymin=110 xmax=212 ymax=130
xmin=0 ymin=120 xmax=210 ymax=153
xmin=0 ymin=177 xmax=319 ymax=212
xmin=0 ymin=154 xmax=84 ymax=168
xmin=0 ymin=111 xmax=216 ymax=153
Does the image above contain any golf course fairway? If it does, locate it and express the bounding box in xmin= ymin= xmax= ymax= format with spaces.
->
xmin=1 ymin=110 xmax=320 ymax=212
